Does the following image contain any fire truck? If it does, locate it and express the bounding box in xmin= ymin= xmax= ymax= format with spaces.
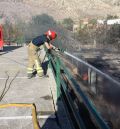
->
xmin=0 ymin=25 xmax=4 ymax=51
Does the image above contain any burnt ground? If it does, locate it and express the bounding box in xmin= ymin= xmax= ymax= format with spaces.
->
xmin=74 ymin=48 xmax=120 ymax=82
xmin=61 ymin=48 xmax=120 ymax=129
xmin=77 ymin=48 xmax=120 ymax=129
xmin=83 ymin=49 xmax=120 ymax=129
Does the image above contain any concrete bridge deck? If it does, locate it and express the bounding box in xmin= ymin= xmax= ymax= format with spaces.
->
xmin=0 ymin=46 xmax=65 ymax=129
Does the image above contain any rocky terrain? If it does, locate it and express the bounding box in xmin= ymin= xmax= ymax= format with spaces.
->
xmin=0 ymin=0 xmax=120 ymax=23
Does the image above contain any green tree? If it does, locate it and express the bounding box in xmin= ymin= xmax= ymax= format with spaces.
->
xmin=106 ymin=14 xmax=119 ymax=20
xmin=62 ymin=18 xmax=74 ymax=31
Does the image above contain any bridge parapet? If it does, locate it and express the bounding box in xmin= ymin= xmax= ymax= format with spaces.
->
xmin=46 ymin=49 xmax=120 ymax=129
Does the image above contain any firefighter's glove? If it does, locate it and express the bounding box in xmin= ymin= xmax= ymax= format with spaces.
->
xmin=52 ymin=46 xmax=60 ymax=52
xmin=55 ymin=48 xmax=60 ymax=52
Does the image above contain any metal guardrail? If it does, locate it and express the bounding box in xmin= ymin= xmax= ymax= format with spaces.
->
xmin=64 ymin=51 xmax=120 ymax=129
xmin=47 ymin=50 xmax=111 ymax=129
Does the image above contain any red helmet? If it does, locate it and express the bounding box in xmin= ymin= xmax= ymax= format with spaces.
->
xmin=45 ymin=30 xmax=57 ymax=40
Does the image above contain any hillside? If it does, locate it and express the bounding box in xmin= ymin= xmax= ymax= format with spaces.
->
xmin=24 ymin=0 xmax=120 ymax=19
xmin=0 ymin=0 xmax=120 ymax=23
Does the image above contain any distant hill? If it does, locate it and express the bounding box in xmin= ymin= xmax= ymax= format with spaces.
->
xmin=0 ymin=0 xmax=120 ymax=23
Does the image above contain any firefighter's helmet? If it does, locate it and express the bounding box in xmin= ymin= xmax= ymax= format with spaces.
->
xmin=45 ymin=30 xmax=57 ymax=40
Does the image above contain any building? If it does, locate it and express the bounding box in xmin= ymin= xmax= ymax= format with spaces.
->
xmin=97 ymin=19 xmax=120 ymax=25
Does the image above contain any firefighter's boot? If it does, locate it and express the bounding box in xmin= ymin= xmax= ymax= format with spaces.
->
xmin=27 ymin=67 xmax=35 ymax=79
xmin=27 ymin=73 xmax=35 ymax=79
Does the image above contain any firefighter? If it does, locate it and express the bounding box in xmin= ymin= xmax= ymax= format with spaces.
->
xmin=27 ymin=30 xmax=57 ymax=79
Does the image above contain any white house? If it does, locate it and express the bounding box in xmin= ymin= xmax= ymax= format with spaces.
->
xmin=97 ymin=19 xmax=120 ymax=25
xmin=107 ymin=19 xmax=120 ymax=25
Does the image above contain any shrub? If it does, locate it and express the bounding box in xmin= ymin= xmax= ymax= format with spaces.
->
xmin=62 ymin=18 xmax=74 ymax=31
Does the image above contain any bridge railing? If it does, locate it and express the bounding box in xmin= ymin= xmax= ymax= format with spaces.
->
xmin=46 ymin=50 xmax=112 ymax=129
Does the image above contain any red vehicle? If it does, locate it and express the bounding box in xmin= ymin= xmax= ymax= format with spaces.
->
xmin=0 ymin=25 xmax=4 ymax=51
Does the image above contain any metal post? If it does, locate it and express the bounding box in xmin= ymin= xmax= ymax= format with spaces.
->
xmin=88 ymin=67 xmax=97 ymax=94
